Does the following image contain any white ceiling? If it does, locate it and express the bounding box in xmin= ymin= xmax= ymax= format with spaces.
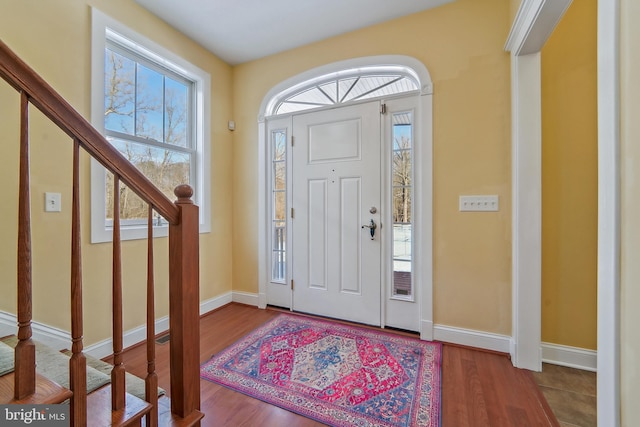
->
xmin=134 ymin=0 xmax=454 ymax=65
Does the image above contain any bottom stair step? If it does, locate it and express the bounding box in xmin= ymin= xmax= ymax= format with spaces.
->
xmin=0 ymin=372 xmax=72 ymax=404
xmin=153 ymin=396 xmax=204 ymax=427
xmin=87 ymin=385 xmax=152 ymax=427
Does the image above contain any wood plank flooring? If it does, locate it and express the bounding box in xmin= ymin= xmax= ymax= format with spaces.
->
xmin=115 ymin=303 xmax=558 ymax=427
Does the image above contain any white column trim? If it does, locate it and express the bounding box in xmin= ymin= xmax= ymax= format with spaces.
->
xmin=597 ymin=0 xmax=621 ymax=425
xmin=505 ymin=0 xmax=573 ymax=55
xmin=505 ymin=0 xmax=573 ymax=372
xmin=257 ymin=119 xmax=268 ymax=309
xmin=509 ymin=52 xmax=542 ymax=371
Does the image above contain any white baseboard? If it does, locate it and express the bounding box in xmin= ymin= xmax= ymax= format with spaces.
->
xmin=0 ymin=292 xmax=238 ymax=360
xmin=4 ymin=300 xmax=539 ymax=366
xmin=541 ymin=342 xmax=597 ymax=372
xmin=86 ymin=292 xmax=234 ymax=359
xmin=200 ymin=292 xmax=233 ymax=315
xmin=84 ymin=317 xmax=171 ymax=359
xmin=433 ymin=324 xmax=512 ymax=354
xmin=232 ymin=291 xmax=259 ymax=306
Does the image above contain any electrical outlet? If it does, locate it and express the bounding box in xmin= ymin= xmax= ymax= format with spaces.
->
xmin=459 ymin=195 xmax=499 ymax=212
xmin=45 ymin=192 xmax=62 ymax=212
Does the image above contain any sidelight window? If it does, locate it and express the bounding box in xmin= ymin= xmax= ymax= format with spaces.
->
xmin=271 ymin=129 xmax=287 ymax=282
xmin=392 ymin=112 xmax=413 ymax=298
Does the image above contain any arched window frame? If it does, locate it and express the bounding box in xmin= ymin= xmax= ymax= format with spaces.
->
xmin=266 ymin=66 xmax=422 ymax=116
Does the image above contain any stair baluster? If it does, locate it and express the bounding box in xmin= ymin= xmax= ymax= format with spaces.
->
xmin=146 ymin=206 xmax=159 ymax=427
xmin=70 ymin=138 xmax=87 ymax=426
xmin=111 ymin=175 xmax=126 ymax=410
xmin=15 ymin=91 xmax=36 ymax=400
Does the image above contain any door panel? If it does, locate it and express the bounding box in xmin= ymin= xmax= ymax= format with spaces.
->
xmin=340 ymin=177 xmax=361 ymax=294
xmin=308 ymin=179 xmax=328 ymax=289
xmin=292 ymin=101 xmax=381 ymax=326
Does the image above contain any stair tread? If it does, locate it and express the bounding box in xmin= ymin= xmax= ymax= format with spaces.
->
xmin=87 ymin=384 xmax=152 ymax=427
xmin=155 ymin=396 xmax=204 ymax=427
xmin=0 ymin=372 xmax=72 ymax=404
xmin=61 ymin=349 xmax=165 ymax=401
xmin=1 ymin=336 xmax=110 ymax=394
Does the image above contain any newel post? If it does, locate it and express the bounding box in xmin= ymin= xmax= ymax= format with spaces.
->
xmin=168 ymin=185 xmax=201 ymax=419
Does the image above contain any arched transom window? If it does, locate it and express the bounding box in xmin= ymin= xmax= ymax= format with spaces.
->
xmin=268 ymin=66 xmax=420 ymax=116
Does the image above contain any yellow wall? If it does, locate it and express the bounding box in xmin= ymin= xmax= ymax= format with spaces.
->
xmin=0 ymin=0 xmax=234 ymax=345
xmin=232 ymin=0 xmax=513 ymax=334
xmin=510 ymin=0 xmax=523 ymax=22
xmin=621 ymin=0 xmax=640 ymax=423
xmin=540 ymin=0 xmax=597 ymax=349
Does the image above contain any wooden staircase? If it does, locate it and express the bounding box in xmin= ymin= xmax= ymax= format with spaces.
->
xmin=0 ymin=38 xmax=204 ymax=426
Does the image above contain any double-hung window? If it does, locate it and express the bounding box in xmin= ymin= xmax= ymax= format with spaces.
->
xmin=91 ymin=9 xmax=210 ymax=242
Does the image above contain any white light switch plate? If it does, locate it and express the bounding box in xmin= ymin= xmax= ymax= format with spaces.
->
xmin=45 ymin=192 xmax=62 ymax=212
xmin=459 ymin=195 xmax=499 ymax=212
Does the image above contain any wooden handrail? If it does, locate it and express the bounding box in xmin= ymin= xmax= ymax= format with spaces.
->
xmin=0 ymin=39 xmax=179 ymax=224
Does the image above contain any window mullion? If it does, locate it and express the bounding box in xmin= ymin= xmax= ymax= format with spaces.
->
xmin=162 ymin=75 xmax=166 ymax=144
xmin=134 ymin=63 xmax=138 ymax=138
xmin=340 ymin=77 xmax=360 ymax=103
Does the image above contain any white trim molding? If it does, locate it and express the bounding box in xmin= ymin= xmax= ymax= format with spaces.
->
xmin=85 ymin=292 xmax=233 ymax=359
xmin=597 ymin=0 xmax=621 ymax=425
xmin=0 ymin=293 xmax=236 ymax=360
xmin=505 ymin=0 xmax=573 ymax=55
xmin=509 ymin=52 xmax=542 ymax=371
xmin=541 ymin=342 xmax=597 ymax=372
xmin=433 ymin=324 xmax=512 ymax=354
xmin=85 ymin=315 xmax=172 ymax=359
xmin=505 ymin=0 xmax=573 ymax=371
xmin=90 ymin=8 xmax=212 ymax=243
xmin=232 ymin=291 xmax=260 ymax=307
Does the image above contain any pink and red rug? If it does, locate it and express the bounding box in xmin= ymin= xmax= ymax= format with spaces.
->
xmin=200 ymin=313 xmax=442 ymax=426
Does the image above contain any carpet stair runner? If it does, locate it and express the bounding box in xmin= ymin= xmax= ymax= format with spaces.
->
xmin=0 ymin=336 xmax=194 ymax=426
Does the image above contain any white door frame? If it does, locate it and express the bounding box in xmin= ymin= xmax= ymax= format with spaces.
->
xmin=257 ymin=56 xmax=434 ymax=340
xmin=507 ymin=5 xmax=621 ymax=426
xmin=597 ymin=1 xmax=621 ymax=425
xmin=505 ymin=0 xmax=572 ymax=371
xmin=507 ymin=5 xmax=621 ymax=424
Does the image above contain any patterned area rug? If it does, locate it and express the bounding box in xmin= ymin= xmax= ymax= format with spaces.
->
xmin=200 ymin=313 xmax=442 ymax=426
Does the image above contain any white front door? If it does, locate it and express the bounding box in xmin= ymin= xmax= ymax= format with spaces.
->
xmin=291 ymin=101 xmax=381 ymax=326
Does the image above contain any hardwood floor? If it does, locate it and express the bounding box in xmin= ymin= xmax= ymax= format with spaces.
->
xmin=116 ymin=303 xmax=558 ymax=426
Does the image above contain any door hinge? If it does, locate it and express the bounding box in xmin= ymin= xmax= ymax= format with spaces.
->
xmin=380 ymin=103 xmax=387 ymax=114
xmin=291 ymin=207 xmax=295 ymax=218
xmin=291 ymin=136 xmax=295 ymax=147
xmin=291 ymin=279 xmax=294 ymax=290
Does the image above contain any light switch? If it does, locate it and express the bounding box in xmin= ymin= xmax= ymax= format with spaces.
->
xmin=45 ymin=192 xmax=62 ymax=212
xmin=459 ymin=195 xmax=499 ymax=212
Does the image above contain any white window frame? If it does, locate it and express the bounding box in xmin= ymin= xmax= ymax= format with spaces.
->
xmin=90 ymin=8 xmax=211 ymax=243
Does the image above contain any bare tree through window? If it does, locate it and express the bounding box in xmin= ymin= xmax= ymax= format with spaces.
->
xmin=392 ymin=118 xmax=413 ymax=297
xmin=104 ymin=46 xmax=192 ymax=222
